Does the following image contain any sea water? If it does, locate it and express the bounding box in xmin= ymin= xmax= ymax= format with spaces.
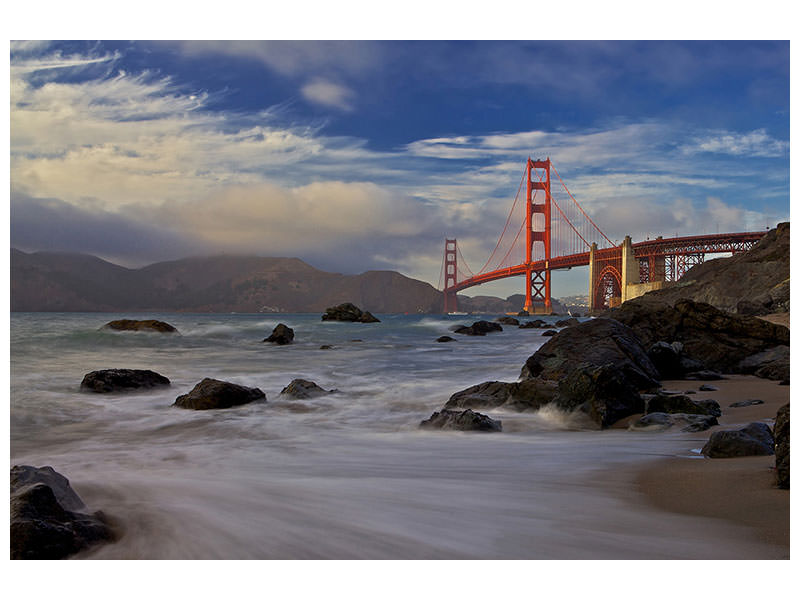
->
xmin=8 ymin=312 xmax=774 ymax=559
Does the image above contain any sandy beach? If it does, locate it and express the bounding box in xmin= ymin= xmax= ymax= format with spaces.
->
xmin=633 ymin=374 xmax=789 ymax=558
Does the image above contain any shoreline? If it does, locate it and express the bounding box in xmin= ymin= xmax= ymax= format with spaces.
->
xmin=626 ymin=374 xmax=789 ymax=558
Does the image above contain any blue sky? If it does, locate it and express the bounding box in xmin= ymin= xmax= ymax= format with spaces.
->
xmin=9 ymin=40 xmax=790 ymax=298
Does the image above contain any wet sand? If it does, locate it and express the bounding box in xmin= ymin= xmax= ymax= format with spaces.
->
xmin=633 ymin=374 xmax=790 ymax=558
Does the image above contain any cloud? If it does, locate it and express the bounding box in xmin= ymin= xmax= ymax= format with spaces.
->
xmin=681 ymin=129 xmax=789 ymax=157
xmin=300 ymin=78 xmax=355 ymax=111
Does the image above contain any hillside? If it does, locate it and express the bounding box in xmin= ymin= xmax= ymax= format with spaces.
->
xmin=638 ymin=222 xmax=789 ymax=315
xmin=10 ymin=250 xmax=443 ymax=313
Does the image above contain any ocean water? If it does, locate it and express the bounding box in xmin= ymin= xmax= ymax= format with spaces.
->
xmin=9 ymin=312 xmax=773 ymax=559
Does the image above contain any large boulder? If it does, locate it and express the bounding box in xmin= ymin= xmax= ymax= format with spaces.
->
xmin=263 ymin=323 xmax=294 ymax=345
xmin=10 ymin=465 xmax=115 ymax=559
xmin=280 ymin=379 xmax=330 ymax=399
xmin=553 ymin=363 xmax=646 ymax=428
xmin=101 ymin=319 xmax=178 ymax=333
xmin=737 ymin=345 xmax=789 ymax=381
xmin=701 ymin=422 xmax=775 ymax=458
xmin=321 ymin=303 xmax=380 ymax=323
xmin=80 ymin=369 xmax=170 ymax=393
xmin=444 ymin=379 xmax=558 ymax=412
xmin=602 ymin=298 xmax=789 ymax=374
xmin=774 ymin=403 xmax=789 ymax=489
xmin=174 ymin=378 xmax=266 ymax=410
xmin=521 ymin=317 xmax=660 ymax=390
xmin=419 ymin=409 xmax=502 ymax=432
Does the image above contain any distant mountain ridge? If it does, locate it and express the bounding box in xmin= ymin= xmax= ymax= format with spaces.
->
xmin=11 ymin=249 xmax=445 ymax=313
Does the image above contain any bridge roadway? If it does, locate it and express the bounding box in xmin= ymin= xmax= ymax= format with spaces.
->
xmin=447 ymin=231 xmax=767 ymax=294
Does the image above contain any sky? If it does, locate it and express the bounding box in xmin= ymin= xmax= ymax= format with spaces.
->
xmin=8 ymin=39 xmax=790 ymax=298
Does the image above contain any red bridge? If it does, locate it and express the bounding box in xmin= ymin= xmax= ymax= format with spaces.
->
xmin=439 ymin=158 xmax=766 ymax=313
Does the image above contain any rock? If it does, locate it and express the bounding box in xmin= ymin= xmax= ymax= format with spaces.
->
xmin=541 ymin=329 xmax=557 ymax=336
xmin=497 ymin=316 xmax=520 ymax=326
xmin=436 ymin=336 xmax=456 ymax=343
xmin=601 ymin=298 xmax=789 ymax=374
xmin=174 ymin=378 xmax=266 ymax=410
xmin=698 ymin=384 xmax=719 ymax=392
xmin=319 ymin=345 xmax=334 ymax=350
xmin=521 ymin=318 xmax=660 ymax=390
xmin=101 ymin=319 xmax=178 ymax=333
xmin=644 ymin=393 xmax=721 ymax=417
xmin=737 ymin=345 xmax=790 ymax=381
xmin=517 ymin=310 xmax=530 ymax=316
xmin=647 ymin=341 xmax=684 ymax=379
xmin=701 ymin=422 xmax=775 ymax=458
xmin=419 ymin=409 xmax=502 ymax=432
xmin=774 ymin=404 xmax=789 ymax=489
xmin=729 ymin=399 xmax=765 ymax=408
xmin=630 ymin=412 xmax=718 ymax=432
xmin=684 ymin=370 xmax=725 ymax=381
xmin=80 ymin=369 xmax=170 ymax=393
xmin=444 ymin=379 xmax=558 ymax=412
xmin=554 ymin=363 xmax=645 ymax=428
xmin=452 ymin=320 xmax=503 ymax=336
xmin=555 ymin=317 xmax=579 ymax=327
xmin=519 ymin=319 xmax=547 ymax=329
xmin=263 ymin=323 xmax=294 ymax=345
xmin=321 ymin=303 xmax=381 ymax=323
xmin=10 ymin=465 xmax=115 ymax=559
xmin=280 ymin=379 xmax=330 ymax=399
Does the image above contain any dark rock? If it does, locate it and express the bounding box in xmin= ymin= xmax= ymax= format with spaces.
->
xmin=80 ymin=369 xmax=170 ymax=393
xmin=419 ymin=409 xmax=502 ymax=432
xmin=101 ymin=319 xmax=178 ymax=333
xmin=263 ymin=323 xmax=294 ymax=345
xmin=729 ymin=399 xmax=765 ymax=408
xmin=444 ymin=379 xmax=558 ymax=412
xmin=319 ymin=345 xmax=334 ymax=350
xmin=702 ymin=422 xmax=775 ymax=458
xmin=601 ymin=298 xmax=788 ymax=373
xmin=647 ymin=341 xmax=684 ymax=379
xmin=436 ymin=336 xmax=456 ymax=343
xmin=737 ymin=345 xmax=789 ymax=381
xmin=517 ymin=310 xmax=530 ymax=316
xmin=521 ymin=318 xmax=660 ymax=391
xmin=555 ymin=317 xmax=579 ymax=327
xmin=679 ymin=356 xmax=706 ymax=373
xmin=774 ymin=403 xmax=789 ymax=489
xmin=174 ymin=378 xmax=266 ymax=410
xmin=280 ymin=379 xmax=330 ymax=399
xmin=497 ymin=316 xmax=520 ymax=326
xmin=780 ymin=379 xmax=789 ymax=386
xmin=10 ymin=465 xmax=115 ymax=559
xmin=541 ymin=329 xmax=557 ymax=336
xmin=684 ymin=370 xmax=726 ymax=381
xmin=631 ymin=412 xmax=718 ymax=432
xmin=321 ymin=303 xmax=381 ymax=323
xmin=645 ymin=394 xmax=721 ymax=417
xmin=554 ymin=363 xmax=645 ymax=428
xmin=519 ymin=319 xmax=547 ymax=329
xmin=453 ymin=320 xmax=503 ymax=336
xmin=698 ymin=384 xmax=719 ymax=392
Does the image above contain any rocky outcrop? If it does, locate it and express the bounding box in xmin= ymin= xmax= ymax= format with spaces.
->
xmin=11 ymin=465 xmax=115 ymax=559
xmin=453 ymin=321 xmax=503 ymax=336
xmin=521 ymin=318 xmax=660 ymax=390
xmin=555 ymin=317 xmax=579 ymax=327
xmin=174 ymin=378 xmax=266 ymax=410
xmin=602 ymin=298 xmax=789 ymax=374
xmin=774 ymin=404 xmax=789 ymax=489
xmin=444 ymin=379 xmax=558 ymax=412
xmin=419 ymin=409 xmax=502 ymax=432
xmin=280 ymin=379 xmax=331 ymax=399
xmin=496 ymin=316 xmax=519 ymax=326
xmin=80 ymin=369 xmax=170 ymax=393
xmin=519 ymin=319 xmax=547 ymax=329
xmin=101 ymin=319 xmax=178 ymax=333
xmin=630 ymin=412 xmax=718 ymax=432
xmin=737 ymin=345 xmax=789 ymax=381
xmin=263 ymin=323 xmax=294 ymax=345
xmin=321 ymin=303 xmax=380 ymax=323
xmin=701 ymin=422 xmax=775 ymax=458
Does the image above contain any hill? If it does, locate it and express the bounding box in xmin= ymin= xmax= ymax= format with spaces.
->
xmin=10 ymin=250 xmax=444 ymax=313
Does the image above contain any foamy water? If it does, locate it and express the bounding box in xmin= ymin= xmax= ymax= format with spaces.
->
xmin=9 ymin=312 xmax=775 ymax=559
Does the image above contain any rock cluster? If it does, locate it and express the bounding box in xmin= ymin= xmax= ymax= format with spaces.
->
xmin=101 ymin=319 xmax=178 ymax=333
xmin=321 ymin=303 xmax=380 ymax=323
xmin=80 ymin=369 xmax=170 ymax=393
xmin=452 ymin=320 xmax=503 ymax=336
xmin=174 ymin=378 xmax=266 ymax=410
xmin=11 ymin=465 xmax=115 ymax=559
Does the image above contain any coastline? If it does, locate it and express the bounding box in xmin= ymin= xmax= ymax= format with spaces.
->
xmin=630 ymin=374 xmax=789 ymax=558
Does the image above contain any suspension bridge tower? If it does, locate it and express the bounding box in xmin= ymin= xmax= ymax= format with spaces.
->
xmin=442 ymin=238 xmax=458 ymax=312
xmin=523 ymin=157 xmax=552 ymax=314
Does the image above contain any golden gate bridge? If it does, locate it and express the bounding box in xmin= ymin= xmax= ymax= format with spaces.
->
xmin=438 ymin=158 xmax=766 ymax=314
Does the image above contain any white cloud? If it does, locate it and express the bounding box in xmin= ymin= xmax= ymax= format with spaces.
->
xmin=300 ymin=78 xmax=356 ymax=111
xmin=682 ymin=129 xmax=788 ymax=157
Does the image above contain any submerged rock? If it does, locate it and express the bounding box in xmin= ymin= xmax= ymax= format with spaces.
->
xmin=701 ymin=422 xmax=775 ymax=458
xmin=101 ymin=319 xmax=178 ymax=333
xmin=80 ymin=369 xmax=170 ymax=393
xmin=419 ymin=409 xmax=502 ymax=432
xmin=10 ymin=465 xmax=115 ymax=560
xmin=321 ymin=303 xmax=380 ymax=323
xmin=436 ymin=336 xmax=456 ymax=343
xmin=263 ymin=323 xmax=294 ymax=345
xmin=174 ymin=378 xmax=266 ymax=410
xmin=280 ymin=379 xmax=331 ymax=399
xmin=774 ymin=403 xmax=789 ymax=489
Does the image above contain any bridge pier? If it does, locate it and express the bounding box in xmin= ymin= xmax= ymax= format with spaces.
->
xmin=620 ymin=236 xmax=638 ymax=303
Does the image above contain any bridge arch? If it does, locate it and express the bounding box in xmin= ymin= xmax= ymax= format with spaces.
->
xmin=593 ymin=265 xmax=621 ymax=310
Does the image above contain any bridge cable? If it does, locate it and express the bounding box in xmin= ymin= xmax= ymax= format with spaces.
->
xmin=475 ymin=165 xmax=528 ymax=274
xmin=551 ymin=162 xmax=616 ymax=247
